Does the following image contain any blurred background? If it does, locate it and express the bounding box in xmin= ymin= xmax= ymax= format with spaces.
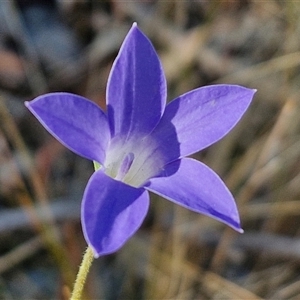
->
xmin=0 ymin=0 xmax=300 ymax=299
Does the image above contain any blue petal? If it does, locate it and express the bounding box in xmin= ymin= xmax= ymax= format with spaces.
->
xmin=81 ymin=169 xmax=149 ymax=257
xmin=26 ymin=93 xmax=110 ymax=164
xmin=151 ymin=85 xmax=256 ymax=163
xmin=146 ymin=158 xmax=242 ymax=232
xmin=107 ymin=23 xmax=166 ymax=140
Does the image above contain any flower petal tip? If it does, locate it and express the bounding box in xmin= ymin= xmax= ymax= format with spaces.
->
xmin=231 ymin=222 xmax=244 ymax=233
xmin=226 ymin=219 xmax=243 ymax=233
xmin=89 ymin=245 xmax=100 ymax=259
xmin=24 ymin=100 xmax=35 ymax=111
xmin=238 ymin=228 xmax=244 ymax=234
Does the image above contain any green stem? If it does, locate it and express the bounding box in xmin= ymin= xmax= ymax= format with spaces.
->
xmin=93 ymin=161 xmax=101 ymax=171
xmin=71 ymin=162 xmax=101 ymax=299
xmin=70 ymin=246 xmax=94 ymax=300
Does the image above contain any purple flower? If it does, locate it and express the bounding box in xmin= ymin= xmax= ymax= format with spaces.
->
xmin=25 ymin=23 xmax=256 ymax=257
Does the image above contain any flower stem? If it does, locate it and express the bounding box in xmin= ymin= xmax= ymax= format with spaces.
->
xmin=70 ymin=246 xmax=94 ymax=300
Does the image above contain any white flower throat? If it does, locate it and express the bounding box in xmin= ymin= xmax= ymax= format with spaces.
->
xmin=115 ymin=152 xmax=135 ymax=181
xmin=104 ymin=136 xmax=163 ymax=188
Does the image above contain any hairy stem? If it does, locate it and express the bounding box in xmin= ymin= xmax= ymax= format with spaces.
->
xmin=70 ymin=246 xmax=94 ymax=300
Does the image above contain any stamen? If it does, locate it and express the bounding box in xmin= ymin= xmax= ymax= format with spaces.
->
xmin=115 ymin=152 xmax=135 ymax=181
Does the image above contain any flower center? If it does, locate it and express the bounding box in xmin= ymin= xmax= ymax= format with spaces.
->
xmin=104 ymin=136 xmax=164 ymax=188
xmin=115 ymin=152 xmax=134 ymax=181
